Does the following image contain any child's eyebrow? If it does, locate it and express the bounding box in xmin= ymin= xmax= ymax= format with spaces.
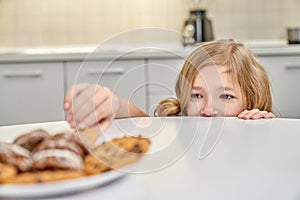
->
xmin=218 ymin=86 xmax=236 ymax=91
xmin=191 ymin=86 xmax=204 ymax=90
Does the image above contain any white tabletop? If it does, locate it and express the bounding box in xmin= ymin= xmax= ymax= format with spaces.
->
xmin=1 ymin=117 xmax=300 ymax=200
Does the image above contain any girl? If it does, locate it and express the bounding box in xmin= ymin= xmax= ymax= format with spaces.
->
xmin=64 ymin=39 xmax=275 ymax=130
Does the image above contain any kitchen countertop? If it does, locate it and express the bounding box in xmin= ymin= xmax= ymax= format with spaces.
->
xmin=0 ymin=41 xmax=300 ymax=63
xmin=1 ymin=117 xmax=300 ymax=199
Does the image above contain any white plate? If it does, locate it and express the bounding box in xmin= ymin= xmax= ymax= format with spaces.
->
xmin=0 ymin=121 xmax=125 ymax=198
xmin=0 ymin=171 xmax=124 ymax=198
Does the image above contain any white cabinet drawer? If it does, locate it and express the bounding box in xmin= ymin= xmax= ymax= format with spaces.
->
xmin=258 ymin=56 xmax=300 ymax=118
xmin=0 ymin=63 xmax=65 ymax=125
xmin=66 ymin=60 xmax=146 ymax=111
xmin=147 ymin=58 xmax=185 ymax=112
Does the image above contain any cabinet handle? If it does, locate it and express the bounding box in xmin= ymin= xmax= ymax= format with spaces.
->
xmin=285 ymin=64 xmax=300 ymax=70
xmin=87 ymin=67 xmax=125 ymax=75
xmin=3 ymin=70 xmax=42 ymax=78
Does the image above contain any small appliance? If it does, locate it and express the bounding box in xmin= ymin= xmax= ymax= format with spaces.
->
xmin=182 ymin=9 xmax=214 ymax=46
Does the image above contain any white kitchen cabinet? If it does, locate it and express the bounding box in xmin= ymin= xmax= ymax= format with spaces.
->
xmin=258 ymin=56 xmax=300 ymax=118
xmin=147 ymin=58 xmax=185 ymax=115
xmin=66 ymin=59 xmax=147 ymax=112
xmin=0 ymin=62 xmax=65 ymax=126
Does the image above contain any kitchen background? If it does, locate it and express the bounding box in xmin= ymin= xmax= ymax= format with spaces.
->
xmin=1 ymin=0 xmax=300 ymax=126
xmin=0 ymin=0 xmax=300 ymax=47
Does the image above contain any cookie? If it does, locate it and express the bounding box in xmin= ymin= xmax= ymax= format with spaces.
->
xmin=3 ymin=172 xmax=39 ymax=184
xmin=3 ymin=170 xmax=85 ymax=184
xmin=78 ymin=128 xmax=99 ymax=151
xmin=32 ymin=149 xmax=83 ymax=171
xmin=14 ymin=129 xmax=50 ymax=151
xmin=39 ymin=170 xmax=85 ymax=182
xmin=84 ymin=136 xmax=150 ymax=173
xmin=110 ymin=136 xmax=150 ymax=154
xmin=0 ymin=142 xmax=32 ymax=172
xmin=0 ymin=163 xmax=17 ymax=183
xmin=84 ymin=154 xmax=110 ymax=175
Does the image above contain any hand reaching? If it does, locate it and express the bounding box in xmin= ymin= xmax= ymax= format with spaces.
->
xmin=64 ymin=84 xmax=119 ymax=131
xmin=238 ymin=109 xmax=275 ymax=120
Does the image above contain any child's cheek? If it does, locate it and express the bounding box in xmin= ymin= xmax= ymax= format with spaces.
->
xmin=186 ymin=101 xmax=202 ymax=116
xmin=224 ymin=104 xmax=244 ymax=117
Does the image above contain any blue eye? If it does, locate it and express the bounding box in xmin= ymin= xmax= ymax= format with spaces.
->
xmin=191 ymin=93 xmax=203 ymax=99
xmin=220 ymin=94 xmax=235 ymax=100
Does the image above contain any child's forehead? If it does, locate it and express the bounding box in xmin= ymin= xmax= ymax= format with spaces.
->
xmin=193 ymin=65 xmax=239 ymax=88
xmin=197 ymin=65 xmax=230 ymax=74
xmin=194 ymin=65 xmax=232 ymax=81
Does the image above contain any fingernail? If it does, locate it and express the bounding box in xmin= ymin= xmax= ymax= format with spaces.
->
xmin=78 ymin=122 xmax=86 ymax=130
xmin=64 ymin=102 xmax=70 ymax=110
xmin=66 ymin=114 xmax=72 ymax=122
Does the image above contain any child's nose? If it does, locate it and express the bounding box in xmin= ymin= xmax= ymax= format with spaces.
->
xmin=200 ymin=99 xmax=218 ymax=117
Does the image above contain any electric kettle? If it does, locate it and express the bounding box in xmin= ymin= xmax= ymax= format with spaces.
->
xmin=182 ymin=9 xmax=214 ymax=46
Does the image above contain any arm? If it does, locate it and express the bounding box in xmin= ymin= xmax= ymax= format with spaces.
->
xmin=64 ymin=84 xmax=148 ymax=131
xmin=116 ymin=96 xmax=149 ymax=118
xmin=237 ymin=108 xmax=275 ymax=120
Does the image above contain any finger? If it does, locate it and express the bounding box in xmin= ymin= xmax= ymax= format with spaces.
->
xmin=71 ymin=87 xmax=97 ymax=121
xmin=69 ymin=117 xmax=77 ymax=129
xmin=66 ymin=111 xmax=73 ymax=122
xmin=244 ymin=109 xmax=260 ymax=119
xmin=238 ymin=109 xmax=259 ymax=119
xmin=71 ymin=85 xmax=96 ymax=111
xmin=251 ymin=111 xmax=268 ymax=119
xmin=264 ymin=112 xmax=275 ymax=119
xmin=64 ymin=84 xmax=89 ymax=111
xmin=76 ymin=116 xmax=113 ymax=133
xmin=73 ymin=87 xmax=110 ymax=123
xmin=237 ymin=110 xmax=248 ymax=118
xmin=83 ymin=122 xmax=112 ymax=136
xmin=239 ymin=114 xmax=251 ymax=119
xmin=86 ymin=119 xmax=113 ymax=135
xmin=72 ymin=85 xmax=107 ymax=114
xmin=238 ymin=114 xmax=249 ymax=119
xmin=238 ymin=110 xmax=253 ymax=119
xmin=76 ymin=98 xmax=113 ymax=129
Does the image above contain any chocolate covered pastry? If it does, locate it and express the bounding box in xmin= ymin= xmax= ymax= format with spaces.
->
xmin=0 ymin=142 xmax=33 ymax=172
xmin=32 ymin=149 xmax=83 ymax=171
xmin=0 ymin=128 xmax=150 ymax=184
xmin=33 ymin=138 xmax=84 ymax=157
xmin=14 ymin=129 xmax=50 ymax=151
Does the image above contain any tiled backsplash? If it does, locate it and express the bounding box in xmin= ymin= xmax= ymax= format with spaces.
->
xmin=0 ymin=0 xmax=299 ymax=47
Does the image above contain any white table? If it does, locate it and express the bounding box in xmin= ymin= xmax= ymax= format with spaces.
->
xmin=1 ymin=117 xmax=300 ymax=200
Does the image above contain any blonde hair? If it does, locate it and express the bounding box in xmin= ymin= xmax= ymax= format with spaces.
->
xmin=155 ymin=39 xmax=273 ymax=116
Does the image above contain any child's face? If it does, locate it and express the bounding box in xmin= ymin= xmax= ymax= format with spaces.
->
xmin=186 ymin=65 xmax=244 ymax=117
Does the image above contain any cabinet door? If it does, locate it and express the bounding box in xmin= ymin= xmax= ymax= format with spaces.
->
xmin=66 ymin=60 xmax=146 ymax=111
xmin=0 ymin=63 xmax=65 ymax=126
xmin=258 ymin=56 xmax=300 ymax=118
xmin=148 ymin=58 xmax=185 ymax=115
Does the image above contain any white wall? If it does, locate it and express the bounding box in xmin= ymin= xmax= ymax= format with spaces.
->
xmin=0 ymin=0 xmax=299 ymax=47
